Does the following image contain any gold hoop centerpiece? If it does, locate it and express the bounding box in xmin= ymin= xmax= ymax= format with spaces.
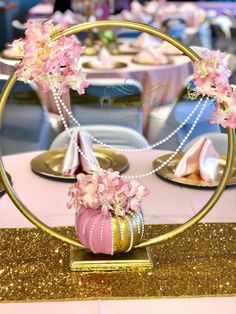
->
xmin=0 ymin=21 xmax=235 ymax=269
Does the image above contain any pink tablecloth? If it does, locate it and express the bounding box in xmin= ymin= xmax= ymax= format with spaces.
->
xmin=2 ymin=149 xmax=236 ymax=228
xmin=1 ymin=150 xmax=236 ymax=313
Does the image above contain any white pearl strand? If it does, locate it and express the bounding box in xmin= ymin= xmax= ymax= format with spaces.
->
xmin=136 ymin=210 xmax=145 ymax=238
xmin=53 ymin=88 xmax=208 ymax=179
xmin=82 ymin=210 xmax=100 ymax=236
xmin=89 ymin=213 xmax=101 ymax=254
xmin=110 ymin=212 xmax=114 ymax=255
xmin=117 ymin=216 xmax=125 ymax=240
xmin=100 ymin=216 xmax=106 ymax=244
xmin=52 ymin=89 xmax=204 ymax=152
xmin=125 ymin=215 xmax=134 ymax=252
xmin=131 ymin=211 xmax=141 ymax=234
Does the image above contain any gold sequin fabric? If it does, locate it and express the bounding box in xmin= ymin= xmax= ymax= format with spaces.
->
xmin=0 ymin=223 xmax=236 ymax=302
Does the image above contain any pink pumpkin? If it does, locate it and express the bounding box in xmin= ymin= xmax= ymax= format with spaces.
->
xmin=75 ymin=208 xmax=144 ymax=255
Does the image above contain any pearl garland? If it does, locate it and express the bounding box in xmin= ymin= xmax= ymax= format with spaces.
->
xmin=52 ymin=89 xmax=204 ymax=152
xmin=136 ymin=210 xmax=145 ymax=238
xmin=52 ymin=85 xmax=209 ymax=179
xmin=82 ymin=210 xmax=100 ymax=236
xmin=100 ymin=216 xmax=106 ymax=244
xmin=110 ymin=212 xmax=114 ymax=255
xmin=89 ymin=213 xmax=101 ymax=254
xmin=125 ymin=215 xmax=134 ymax=252
xmin=117 ymin=215 xmax=125 ymax=241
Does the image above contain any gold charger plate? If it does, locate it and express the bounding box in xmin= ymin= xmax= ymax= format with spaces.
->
xmin=0 ymin=49 xmax=23 ymax=60
xmin=153 ymin=152 xmax=236 ymax=188
xmin=31 ymin=146 xmax=129 ymax=181
xmin=82 ymin=61 xmax=127 ymax=70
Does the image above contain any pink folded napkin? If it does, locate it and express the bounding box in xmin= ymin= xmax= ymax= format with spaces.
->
xmin=132 ymin=33 xmax=160 ymax=49
xmin=94 ymin=47 xmax=114 ymax=68
xmin=156 ymin=41 xmax=182 ymax=55
xmin=174 ymin=137 xmax=219 ymax=182
xmin=133 ymin=48 xmax=169 ymax=65
xmin=131 ymin=1 xmax=143 ymax=15
xmin=51 ymin=10 xmax=85 ymax=25
xmin=62 ymin=130 xmax=99 ymax=175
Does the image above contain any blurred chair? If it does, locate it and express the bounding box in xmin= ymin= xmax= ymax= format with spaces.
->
xmin=229 ymin=70 xmax=236 ymax=85
xmin=71 ymin=78 xmax=143 ymax=133
xmin=171 ymin=99 xmax=221 ymax=147
xmin=16 ymin=0 xmax=42 ymax=23
xmin=0 ymin=75 xmax=53 ymax=154
xmin=210 ymin=24 xmax=229 ymax=51
xmin=147 ymin=99 xmax=221 ymax=151
xmin=162 ymin=18 xmax=186 ymax=43
xmin=185 ymin=22 xmax=212 ymax=49
xmin=147 ymin=74 xmax=221 ymax=151
xmin=229 ymin=27 xmax=236 ymax=53
xmin=50 ymin=125 xmax=149 ymax=149
xmin=147 ymin=102 xmax=178 ymax=150
xmin=117 ymin=29 xmax=141 ymax=39
xmin=11 ymin=19 xmax=26 ymax=39
xmin=183 ymin=132 xmax=234 ymax=155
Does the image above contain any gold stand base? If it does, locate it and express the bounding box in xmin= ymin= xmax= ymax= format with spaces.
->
xmin=70 ymin=246 xmax=153 ymax=271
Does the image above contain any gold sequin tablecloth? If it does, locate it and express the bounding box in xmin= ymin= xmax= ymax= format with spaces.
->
xmin=0 ymin=223 xmax=236 ymax=302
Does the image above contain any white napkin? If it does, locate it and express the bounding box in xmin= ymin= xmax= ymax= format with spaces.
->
xmin=62 ymin=130 xmax=99 ymax=175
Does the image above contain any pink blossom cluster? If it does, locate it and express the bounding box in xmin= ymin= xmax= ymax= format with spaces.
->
xmin=193 ymin=50 xmax=236 ymax=128
xmin=12 ymin=20 xmax=89 ymax=95
xmin=67 ymin=170 xmax=148 ymax=217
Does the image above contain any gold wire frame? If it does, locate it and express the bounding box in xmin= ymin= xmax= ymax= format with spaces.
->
xmin=0 ymin=20 xmax=235 ymax=251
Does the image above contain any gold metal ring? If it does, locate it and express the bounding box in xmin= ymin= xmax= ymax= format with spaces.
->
xmin=0 ymin=20 xmax=235 ymax=250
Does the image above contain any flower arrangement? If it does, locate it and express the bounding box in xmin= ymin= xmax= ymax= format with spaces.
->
xmin=67 ymin=170 xmax=148 ymax=216
xmin=12 ymin=20 xmax=89 ymax=95
xmin=67 ymin=170 xmax=148 ymax=254
xmin=192 ymin=50 xmax=236 ymax=128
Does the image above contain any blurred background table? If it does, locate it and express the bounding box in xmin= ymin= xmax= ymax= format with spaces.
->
xmin=80 ymin=53 xmax=192 ymax=131
xmin=0 ymin=51 xmax=192 ymax=151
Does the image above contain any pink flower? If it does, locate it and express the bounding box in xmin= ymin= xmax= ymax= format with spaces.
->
xmin=225 ymin=107 xmax=236 ymax=128
xmin=67 ymin=170 xmax=148 ymax=217
xmin=192 ymin=50 xmax=236 ymax=129
xmin=209 ymin=106 xmax=226 ymax=127
xmin=12 ymin=20 xmax=89 ymax=95
xmin=193 ymin=50 xmax=231 ymax=98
